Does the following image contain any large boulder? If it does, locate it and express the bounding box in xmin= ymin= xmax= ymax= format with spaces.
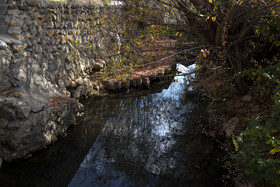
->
xmin=0 ymin=89 xmax=83 ymax=162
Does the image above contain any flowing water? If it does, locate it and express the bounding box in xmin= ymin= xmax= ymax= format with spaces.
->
xmin=0 ymin=64 xmax=222 ymax=187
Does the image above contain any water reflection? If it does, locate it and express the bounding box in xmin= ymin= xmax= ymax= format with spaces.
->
xmin=69 ymin=64 xmax=221 ymax=186
xmin=0 ymin=64 xmax=221 ymax=187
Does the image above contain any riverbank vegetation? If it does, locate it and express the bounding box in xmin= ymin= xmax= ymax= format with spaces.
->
xmin=157 ymin=0 xmax=280 ymax=186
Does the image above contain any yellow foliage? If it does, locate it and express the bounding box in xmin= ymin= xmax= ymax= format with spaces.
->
xmin=270 ymin=147 xmax=280 ymax=155
xmin=232 ymin=136 xmax=239 ymax=152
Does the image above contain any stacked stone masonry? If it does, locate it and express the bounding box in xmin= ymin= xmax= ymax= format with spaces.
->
xmin=0 ymin=0 xmax=8 ymax=34
xmin=0 ymin=0 xmax=121 ymax=165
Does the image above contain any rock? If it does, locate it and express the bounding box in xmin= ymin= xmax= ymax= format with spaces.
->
xmin=104 ymin=81 xmax=115 ymax=91
xmin=136 ymin=78 xmax=142 ymax=87
xmin=235 ymin=77 xmax=250 ymax=94
xmin=0 ymin=40 xmax=8 ymax=50
xmin=0 ymin=35 xmax=23 ymax=45
xmin=54 ymin=29 xmax=60 ymax=35
xmin=0 ymin=157 xmax=2 ymax=169
xmin=45 ymin=22 xmax=54 ymax=29
xmin=60 ymin=30 xmax=67 ymax=35
xmin=46 ymin=29 xmax=55 ymax=36
xmin=241 ymin=95 xmax=252 ymax=103
xmin=13 ymin=67 xmax=27 ymax=81
xmin=92 ymin=83 xmax=99 ymax=91
xmin=37 ymin=19 xmax=44 ymax=28
xmin=164 ymin=67 xmax=172 ymax=75
xmin=16 ymin=106 xmax=31 ymax=119
xmin=7 ymin=9 xmax=20 ymax=16
xmin=7 ymin=121 xmax=21 ymax=130
xmin=61 ymin=35 xmax=67 ymax=44
xmin=92 ymin=61 xmax=105 ymax=71
xmin=12 ymin=44 xmax=27 ymax=53
xmin=8 ymin=27 xmax=22 ymax=35
xmin=114 ymin=81 xmax=122 ymax=90
xmin=8 ymin=16 xmax=24 ymax=27
xmin=48 ymin=14 xmax=56 ymax=21
xmin=130 ymin=79 xmax=137 ymax=88
xmin=121 ymin=81 xmax=130 ymax=91
xmin=0 ymin=4 xmax=7 ymax=15
xmin=10 ymin=35 xmax=24 ymax=40
xmin=223 ymin=117 xmax=239 ymax=137
xmin=0 ymin=118 xmax=8 ymax=129
xmin=142 ymin=77 xmax=150 ymax=89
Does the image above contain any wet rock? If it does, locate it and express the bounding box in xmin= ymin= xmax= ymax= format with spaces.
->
xmin=136 ymin=78 xmax=142 ymax=87
xmin=223 ymin=117 xmax=239 ymax=137
xmin=122 ymin=81 xmax=130 ymax=90
xmin=130 ymin=79 xmax=137 ymax=88
xmin=164 ymin=68 xmax=172 ymax=75
xmin=241 ymin=95 xmax=252 ymax=103
xmin=0 ymin=40 xmax=8 ymax=50
xmin=142 ymin=77 xmax=150 ymax=89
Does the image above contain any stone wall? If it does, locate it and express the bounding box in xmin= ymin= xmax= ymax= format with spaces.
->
xmin=0 ymin=0 xmax=8 ymax=34
xmin=0 ymin=0 xmax=121 ymax=164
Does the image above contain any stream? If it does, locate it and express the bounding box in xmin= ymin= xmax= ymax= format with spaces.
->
xmin=0 ymin=64 xmax=222 ymax=187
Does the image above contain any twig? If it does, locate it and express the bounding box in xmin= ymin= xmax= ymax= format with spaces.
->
xmin=270 ymin=35 xmax=280 ymax=52
xmin=124 ymin=45 xmax=214 ymax=68
xmin=129 ymin=69 xmax=197 ymax=78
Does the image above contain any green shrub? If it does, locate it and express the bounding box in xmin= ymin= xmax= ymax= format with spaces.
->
xmin=232 ymin=101 xmax=280 ymax=186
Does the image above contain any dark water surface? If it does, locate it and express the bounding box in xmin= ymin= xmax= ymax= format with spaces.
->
xmin=0 ymin=64 xmax=222 ymax=187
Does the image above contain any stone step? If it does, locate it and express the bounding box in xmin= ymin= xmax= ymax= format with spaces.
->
xmin=0 ymin=5 xmax=7 ymax=14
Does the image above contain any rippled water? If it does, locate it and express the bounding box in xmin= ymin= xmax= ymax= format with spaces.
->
xmin=0 ymin=64 xmax=222 ymax=187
